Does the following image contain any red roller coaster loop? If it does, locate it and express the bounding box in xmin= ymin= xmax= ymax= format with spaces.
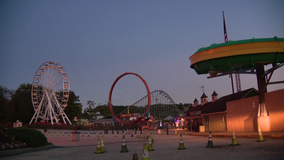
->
xmin=108 ymin=72 xmax=151 ymax=124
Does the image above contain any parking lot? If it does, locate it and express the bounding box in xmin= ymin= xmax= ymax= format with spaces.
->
xmin=1 ymin=129 xmax=284 ymax=160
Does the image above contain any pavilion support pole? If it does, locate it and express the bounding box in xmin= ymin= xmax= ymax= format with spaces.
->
xmin=256 ymin=64 xmax=270 ymax=131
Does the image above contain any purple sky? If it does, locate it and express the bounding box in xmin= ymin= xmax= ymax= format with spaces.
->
xmin=1 ymin=0 xmax=284 ymax=109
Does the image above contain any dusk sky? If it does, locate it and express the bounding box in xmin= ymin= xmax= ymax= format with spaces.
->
xmin=1 ymin=0 xmax=284 ymax=110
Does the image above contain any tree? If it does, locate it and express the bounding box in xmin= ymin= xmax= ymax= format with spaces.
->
xmin=0 ymin=86 xmax=12 ymax=123
xmin=0 ymin=84 xmax=82 ymax=125
xmin=112 ymin=105 xmax=127 ymax=114
xmin=95 ymin=104 xmax=112 ymax=118
xmin=176 ymin=103 xmax=193 ymax=112
xmin=82 ymin=100 xmax=97 ymax=120
xmin=64 ymin=90 xmax=82 ymax=123
xmin=9 ymin=83 xmax=34 ymax=124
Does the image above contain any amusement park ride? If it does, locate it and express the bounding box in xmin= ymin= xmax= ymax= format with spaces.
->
xmin=28 ymin=66 xmax=180 ymax=126
xmin=189 ymin=36 xmax=284 ymax=131
xmin=108 ymin=72 xmax=181 ymax=125
xmin=29 ymin=62 xmax=72 ymax=125
xmin=189 ymin=12 xmax=284 ymax=131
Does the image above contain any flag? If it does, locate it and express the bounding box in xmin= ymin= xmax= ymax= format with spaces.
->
xmin=223 ymin=11 xmax=228 ymax=42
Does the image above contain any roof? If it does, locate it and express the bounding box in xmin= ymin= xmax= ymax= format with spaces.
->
xmin=185 ymin=101 xmax=212 ymax=117
xmin=202 ymin=88 xmax=258 ymax=114
xmin=189 ymin=37 xmax=284 ymax=75
xmin=212 ymin=91 xmax=218 ymax=96
xmin=201 ymin=92 xmax=208 ymax=98
xmin=163 ymin=116 xmax=173 ymax=121
xmin=194 ymin=36 xmax=284 ymax=54
xmin=185 ymin=88 xmax=258 ymax=117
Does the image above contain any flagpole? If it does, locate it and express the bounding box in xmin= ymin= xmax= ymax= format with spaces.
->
xmin=223 ymin=11 xmax=235 ymax=94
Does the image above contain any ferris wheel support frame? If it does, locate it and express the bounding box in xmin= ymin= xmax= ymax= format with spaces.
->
xmin=29 ymin=92 xmax=44 ymax=124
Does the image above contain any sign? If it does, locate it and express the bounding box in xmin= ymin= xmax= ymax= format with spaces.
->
xmin=120 ymin=113 xmax=140 ymax=118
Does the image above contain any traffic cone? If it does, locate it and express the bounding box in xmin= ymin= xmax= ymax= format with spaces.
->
xmin=257 ymin=126 xmax=266 ymax=142
xmin=101 ymin=137 xmax=106 ymax=153
xmin=142 ymin=143 xmax=149 ymax=160
xmin=148 ymin=135 xmax=154 ymax=151
xmin=120 ymin=136 xmax=129 ymax=153
xmin=94 ymin=138 xmax=102 ymax=154
xmin=178 ymin=134 xmax=186 ymax=150
xmin=231 ymin=130 xmax=239 ymax=146
xmin=150 ymin=133 xmax=154 ymax=143
xmin=206 ymin=132 xmax=214 ymax=148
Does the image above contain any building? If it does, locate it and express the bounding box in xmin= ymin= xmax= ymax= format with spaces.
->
xmin=13 ymin=120 xmax=23 ymax=128
xmin=183 ymin=88 xmax=259 ymax=132
xmin=226 ymin=88 xmax=284 ymax=132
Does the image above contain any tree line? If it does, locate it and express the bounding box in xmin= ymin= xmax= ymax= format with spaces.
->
xmin=0 ymin=83 xmax=127 ymax=125
xmin=0 ymin=84 xmax=82 ymax=125
xmin=0 ymin=83 xmax=192 ymax=125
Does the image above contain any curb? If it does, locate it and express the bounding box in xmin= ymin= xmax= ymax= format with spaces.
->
xmin=186 ymin=133 xmax=284 ymax=139
xmin=0 ymin=144 xmax=55 ymax=157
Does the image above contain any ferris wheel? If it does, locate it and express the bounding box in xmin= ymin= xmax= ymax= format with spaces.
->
xmin=29 ymin=61 xmax=72 ymax=125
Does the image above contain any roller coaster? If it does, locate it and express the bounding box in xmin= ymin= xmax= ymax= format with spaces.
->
xmin=117 ymin=90 xmax=181 ymax=121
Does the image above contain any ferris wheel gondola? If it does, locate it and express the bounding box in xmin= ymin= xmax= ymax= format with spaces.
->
xmin=29 ymin=61 xmax=71 ymax=125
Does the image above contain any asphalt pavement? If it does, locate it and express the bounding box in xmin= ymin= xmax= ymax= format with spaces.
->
xmin=1 ymin=129 xmax=284 ymax=159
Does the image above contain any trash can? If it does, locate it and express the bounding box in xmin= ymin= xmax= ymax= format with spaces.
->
xmin=157 ymin=129 xmax=163 ymax=135
xmin=72 ymin=131 xmax=80 ymax=141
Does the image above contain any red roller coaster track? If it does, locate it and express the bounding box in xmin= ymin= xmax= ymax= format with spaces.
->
xmin=108 ymin=72 xmax=151 ymax=124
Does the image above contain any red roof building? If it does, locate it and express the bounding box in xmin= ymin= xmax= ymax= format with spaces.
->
xmin=183 ymin=88 xmax=258 ymax=132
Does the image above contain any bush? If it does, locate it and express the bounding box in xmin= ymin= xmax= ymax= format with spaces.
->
xmin=6 ymin=127 xmax=48 ymax=147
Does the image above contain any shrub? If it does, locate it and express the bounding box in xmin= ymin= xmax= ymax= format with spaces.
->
xmin=6 ymin=127 xmax=48 ymax=147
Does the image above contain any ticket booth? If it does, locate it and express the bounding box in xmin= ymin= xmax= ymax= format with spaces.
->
xmin=13 ymin=120 xmax=23 ymax=128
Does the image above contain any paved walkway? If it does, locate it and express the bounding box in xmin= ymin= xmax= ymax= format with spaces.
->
xmin=1 ymin=129 xmax=284 ymax=158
